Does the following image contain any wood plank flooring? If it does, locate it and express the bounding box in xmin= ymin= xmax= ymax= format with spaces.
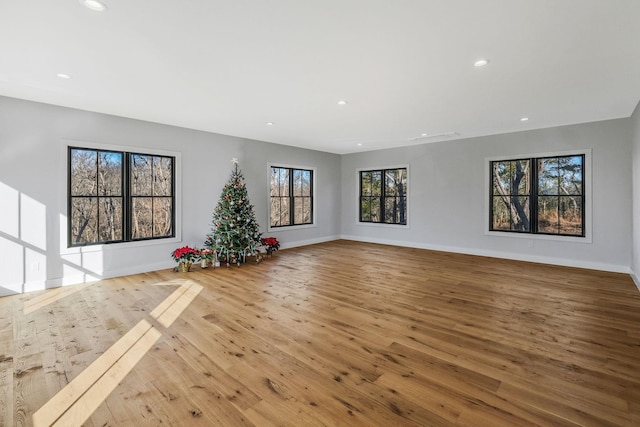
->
xmin=1 ymin=240 xmax=640 ymax=426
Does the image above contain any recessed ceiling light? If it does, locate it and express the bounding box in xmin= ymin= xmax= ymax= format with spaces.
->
xmin=337 ymin=100 xmax=348 ymax=106
xmin=520 ymin=117 xmax=529 ymax=122
xmin=421 ymin=133 xmax=428 ymax=137
xmin=80 ymin=0 xmax=107 ymax=12
xmin=56 ymin=73 xmax=72 ymax=79
xmin=266 ymin=122 xmax=274 ymax=126
xmin=357 ymin=143 xmax=362 ymax=146
xmin=474 ymin=59 xmax=489 ymax=67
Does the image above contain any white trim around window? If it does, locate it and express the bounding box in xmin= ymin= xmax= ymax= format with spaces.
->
xmin=356 ymin=164 xmax=410 ymax=228
xmin=267 ymin=162 xmax=317 ymax=232
xmin=59 ymin=139 xmax=182 ymax=255
xmin=484 ymin=148 xmax=592 ymax=243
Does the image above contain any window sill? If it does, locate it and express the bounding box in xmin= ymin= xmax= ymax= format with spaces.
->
xmin=267 ymin=223 xmax=317 ymax=233
xmin=357 ymin=222 xmax=409 ymax=229
xmin=485 ymin=230 xmax=592 ymax=244
xmin=62 ymin=235 xmax=182 ymax=255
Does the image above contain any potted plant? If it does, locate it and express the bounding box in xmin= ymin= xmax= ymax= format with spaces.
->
xmin=260 ymin=237 xmax=280 ymax=256
xmin=199 ymin=248 xmax=215 ymax=268
xmin=171 ymin=246 xmax=200 ymax=272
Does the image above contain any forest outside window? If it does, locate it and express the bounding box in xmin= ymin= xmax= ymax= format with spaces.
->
xmin=270 ymin=166 xmax=314 ymax=227
xmin=68 ymin=147 xmax=175 ymax=246
xmin=359 ymin=168 xmax=407 ymax=225
xmin=490 ymin=154 xmax=584 ymax=237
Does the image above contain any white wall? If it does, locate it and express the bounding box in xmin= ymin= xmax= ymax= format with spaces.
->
xmin=341 ymin=119 xmax=633 ymax=273
xmin=1 ymin=94 xmax=635 ymax=296
xmin=0 ymin=96 xmax=341 ymax=296
xmin=631 ymin=101 xmax=640 ymax=287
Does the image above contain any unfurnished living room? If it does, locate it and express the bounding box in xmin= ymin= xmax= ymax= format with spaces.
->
xmin=1 ymin=1 xmax=640 ymax=426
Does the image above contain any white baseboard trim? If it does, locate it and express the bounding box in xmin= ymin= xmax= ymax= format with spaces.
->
xmin=43 ymin=261 xmax=175 ymax=291
xmin=631 ymin=269 xmax=640 ymax=292
xmin=340 ymin=235 xmax=631 ymax=274
xmin=279 ymin=235 xmax=341 ymax=250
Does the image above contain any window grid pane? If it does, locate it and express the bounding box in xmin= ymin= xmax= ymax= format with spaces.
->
xmin=68 ymin=147 xmax=174 ymax=247
xmin=359 ymin=168 xmax=407 ymax=225
xmin=491 ymin=154 xmax=584 ymax=237
xmin=270 ymin=166 xmax=313 ymax=228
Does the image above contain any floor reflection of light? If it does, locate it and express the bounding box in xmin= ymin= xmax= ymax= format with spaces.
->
xmin=32 ymin=280 xmax=202 ymax=426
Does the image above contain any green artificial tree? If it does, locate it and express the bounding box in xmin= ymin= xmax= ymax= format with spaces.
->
xmin=206 ymin=159 xmax=261 ymax=266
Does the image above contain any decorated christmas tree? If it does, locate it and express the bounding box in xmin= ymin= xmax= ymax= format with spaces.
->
xmin=206 ymin=159 xmax=261 ymax=266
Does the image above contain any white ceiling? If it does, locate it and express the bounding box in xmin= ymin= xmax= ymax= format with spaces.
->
xmin=1 ymin=1 xmax=639 ymax=154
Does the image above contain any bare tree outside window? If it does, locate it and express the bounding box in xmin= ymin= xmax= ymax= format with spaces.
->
xmin=270 ymin=166 xmax=313 ymax=227
xmin=490 ymin=154 xmax=584 ymax=237
xmin=536 ymin=156 xmax=583 ymax=235
xmin=130 ymin=154 xmax=173 ymax=240
xmin=68 ymin=147 xmax=174 ymax=247
xmin=69 ymin=149 xmax=123 ymax=245
xmin=360 ymin=168 xmax=407 ymax=225
xmin=491 ymin=159 xmax=530 ymax=232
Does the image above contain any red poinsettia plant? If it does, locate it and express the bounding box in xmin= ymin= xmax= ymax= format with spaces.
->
xmin=199 ymin=248 xmax=215 ymax=260
xmin=260 ymin=237 xmax=280 ymax=253
xmin=171 ymin=246 xmax=200 ymax=263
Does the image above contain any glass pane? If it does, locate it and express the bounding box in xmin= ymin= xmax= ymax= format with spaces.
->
xmin=370 ymin=197 xmax=381 ymax=222
xmin=270 ymin=168 xmax=280 ymax=197
xmin=384 ymin=197 xmax=398 ymax=223
xmin=70 ymin=149 xmax=97 ymax=196
xmin=397 ymin=196 xmax=407 ymax=224
xmin=371 ymin=171 xmax=382 ymax=196
xmin=385 ymin=170 xmax=398 ymax=196
xmin=492 ymin=197 xmax=511 ymax=231
xmin=294 ymin=197 xmax=303 ymax=224
xmin=293 ymin=169 xmax=303 ymax=197
xmin=270 ymin=198 xmax=280 ymax=226
xmin=559 ymin=156 xmax=583 ymax=195
xmin=559 ymin=196 xmax=583 ymax=235
xmin=493 ymin=195 xmax=530 ymax=231
xmin=301 ymin=170 xmax=311 ymax=197
xmin=153 ymin=197 xmax=173 ymax=237
xmin=98 ymin=197 xmax=123 ymax=241
xmin=492 ymin=160 xmax=530 ymax=196
xmin=280 ymin=168 xmax=290 ymax=196
xmin=71 ymin=197 xmax=98 ymax=244
xmin=302 ymin=197 xmax=311 ymax=223
xmin=512 ymin=196 xmax=530 ymax=231
xmin=397 ymin=169 xmax=407 ymax=194
xmin=360 ymin=197 xmax=371 ymax=221
xmin=131 ymin=154 xmax=152 ymax=196
xmin=280 ymin=197 xmax=290 ymax=225
xmin=361 ymin=172 xmax=372 ymax=196
xmin=538 ymin=158 xmax=559 ymax=195
xmin=514 ymin=160 xmax=530 ymax=195
xmin=97 ymin=151 xmax=122 ymax=197
xmin=132 ymin=197 xmax=153 ymax=239
xmin=537 ymin=196 xmax=559 ymax=233
xmin=492 ymin=161 xmax=512 ymax=195
xmin=153 ymin=156 xmax=172 ymax=196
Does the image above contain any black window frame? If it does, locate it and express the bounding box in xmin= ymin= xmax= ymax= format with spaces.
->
xmin=269 ymin=166 xmax=314 ymax=228
xmin=359 ymin=167 xmax=408 ymax=225
xmin=489 ymin=154 xmax=585 ymax=237
xmin=68 ymin=146 xmax=176 ymax=247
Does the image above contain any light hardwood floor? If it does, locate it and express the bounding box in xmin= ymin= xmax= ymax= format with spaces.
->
xmin=1 ymin=240 xmax=640 ymax=426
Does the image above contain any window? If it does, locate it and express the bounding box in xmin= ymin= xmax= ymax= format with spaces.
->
xmin=270 ymin=166 xmax=313 ymax=227
xmin=490 ymin=154 xmax=584 ymax=236
xmin=68 ymin=147 xmax=175 ymax=246
xmin=359 ymin=167 xmax=407 ymax=225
